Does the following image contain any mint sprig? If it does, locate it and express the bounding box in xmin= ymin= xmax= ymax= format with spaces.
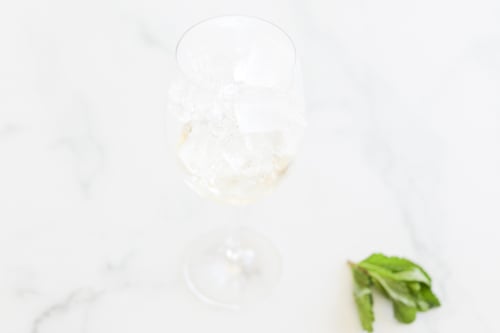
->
xmin=349 ymin=254 xmax=441 ymax=332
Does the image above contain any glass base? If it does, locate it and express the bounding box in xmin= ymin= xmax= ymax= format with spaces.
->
xmin=183 ymin=228 xmax=282 ymax=309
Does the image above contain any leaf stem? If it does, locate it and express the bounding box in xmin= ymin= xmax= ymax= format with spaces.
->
xmin=347 ymin=260 xmax=357 ymax=268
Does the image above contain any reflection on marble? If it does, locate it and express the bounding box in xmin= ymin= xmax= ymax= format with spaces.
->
xmin=1 ymin=0 xmax=499 ymax=332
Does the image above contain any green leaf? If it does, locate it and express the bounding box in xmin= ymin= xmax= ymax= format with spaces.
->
xmin=393 ymin=301 xmax=417 ymax=324
xmin=415 ymin=285 xmax=441 ymax=311
xmin=371 ymin=278 xmax=389 ymax=298
xmin=351 ymin=265 xmax=375 ymax=332
xmin=361 ymin=254 xmax=430 ymax=278
xmin=359 ymin=254 xmax=431 ymax=286
xmin=407 ymin=282 xmax=441 ymax=312
xmin=349 ymin=254 xmax=441 ymax=331
xmin=408 ymin=282 xmax=421 ymax=293
xmin=369 ymin=272 xmax=416 ymax=307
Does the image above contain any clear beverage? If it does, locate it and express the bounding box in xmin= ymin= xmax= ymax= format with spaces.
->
xmin=167 ymin=15 xmax=305 ymax=308
xmin=169 ymin=79 xmax=304 ymax=204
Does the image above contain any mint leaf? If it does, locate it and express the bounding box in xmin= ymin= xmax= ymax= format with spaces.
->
xmin=350 ymin=254 xmax=441 ymax=331
xmin=361 ymin=254 xmax=431 ymax=279
xmin=369 ymin=272 xmax=416 ymax=307
xmin=351 ymin=265 xmax=374 ymax=332
xmin=359 ymin=254 xmax=431 ymax=286
xmin=415 ymin=285 xmax=441 ymax=311
xmin=408 ymin=282 xmax=421 ymax=293
xmin=393 ymin=301 xmax=417 ymax=323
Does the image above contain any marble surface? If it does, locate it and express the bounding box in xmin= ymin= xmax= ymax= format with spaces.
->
xmin=1 ymin=0 xmax=500 ymax=332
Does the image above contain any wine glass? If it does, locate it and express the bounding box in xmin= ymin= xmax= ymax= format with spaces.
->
xmin=167 ymin=15 xmax=305 ymax=308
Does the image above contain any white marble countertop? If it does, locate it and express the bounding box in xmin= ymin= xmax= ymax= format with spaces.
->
xmin=1 ymin=0 xmax=500 ymax=332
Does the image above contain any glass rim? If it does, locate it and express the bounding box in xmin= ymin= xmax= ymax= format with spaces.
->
xmin=174 ymin=15 xmax=297 ymax=71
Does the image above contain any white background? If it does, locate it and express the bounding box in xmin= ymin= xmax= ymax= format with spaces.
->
xmin=1 ymin=0 xmax=499 ymax=332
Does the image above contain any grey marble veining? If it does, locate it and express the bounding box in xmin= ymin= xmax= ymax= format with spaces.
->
xmin=1 ymin=0 xmax=499 ymax=332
